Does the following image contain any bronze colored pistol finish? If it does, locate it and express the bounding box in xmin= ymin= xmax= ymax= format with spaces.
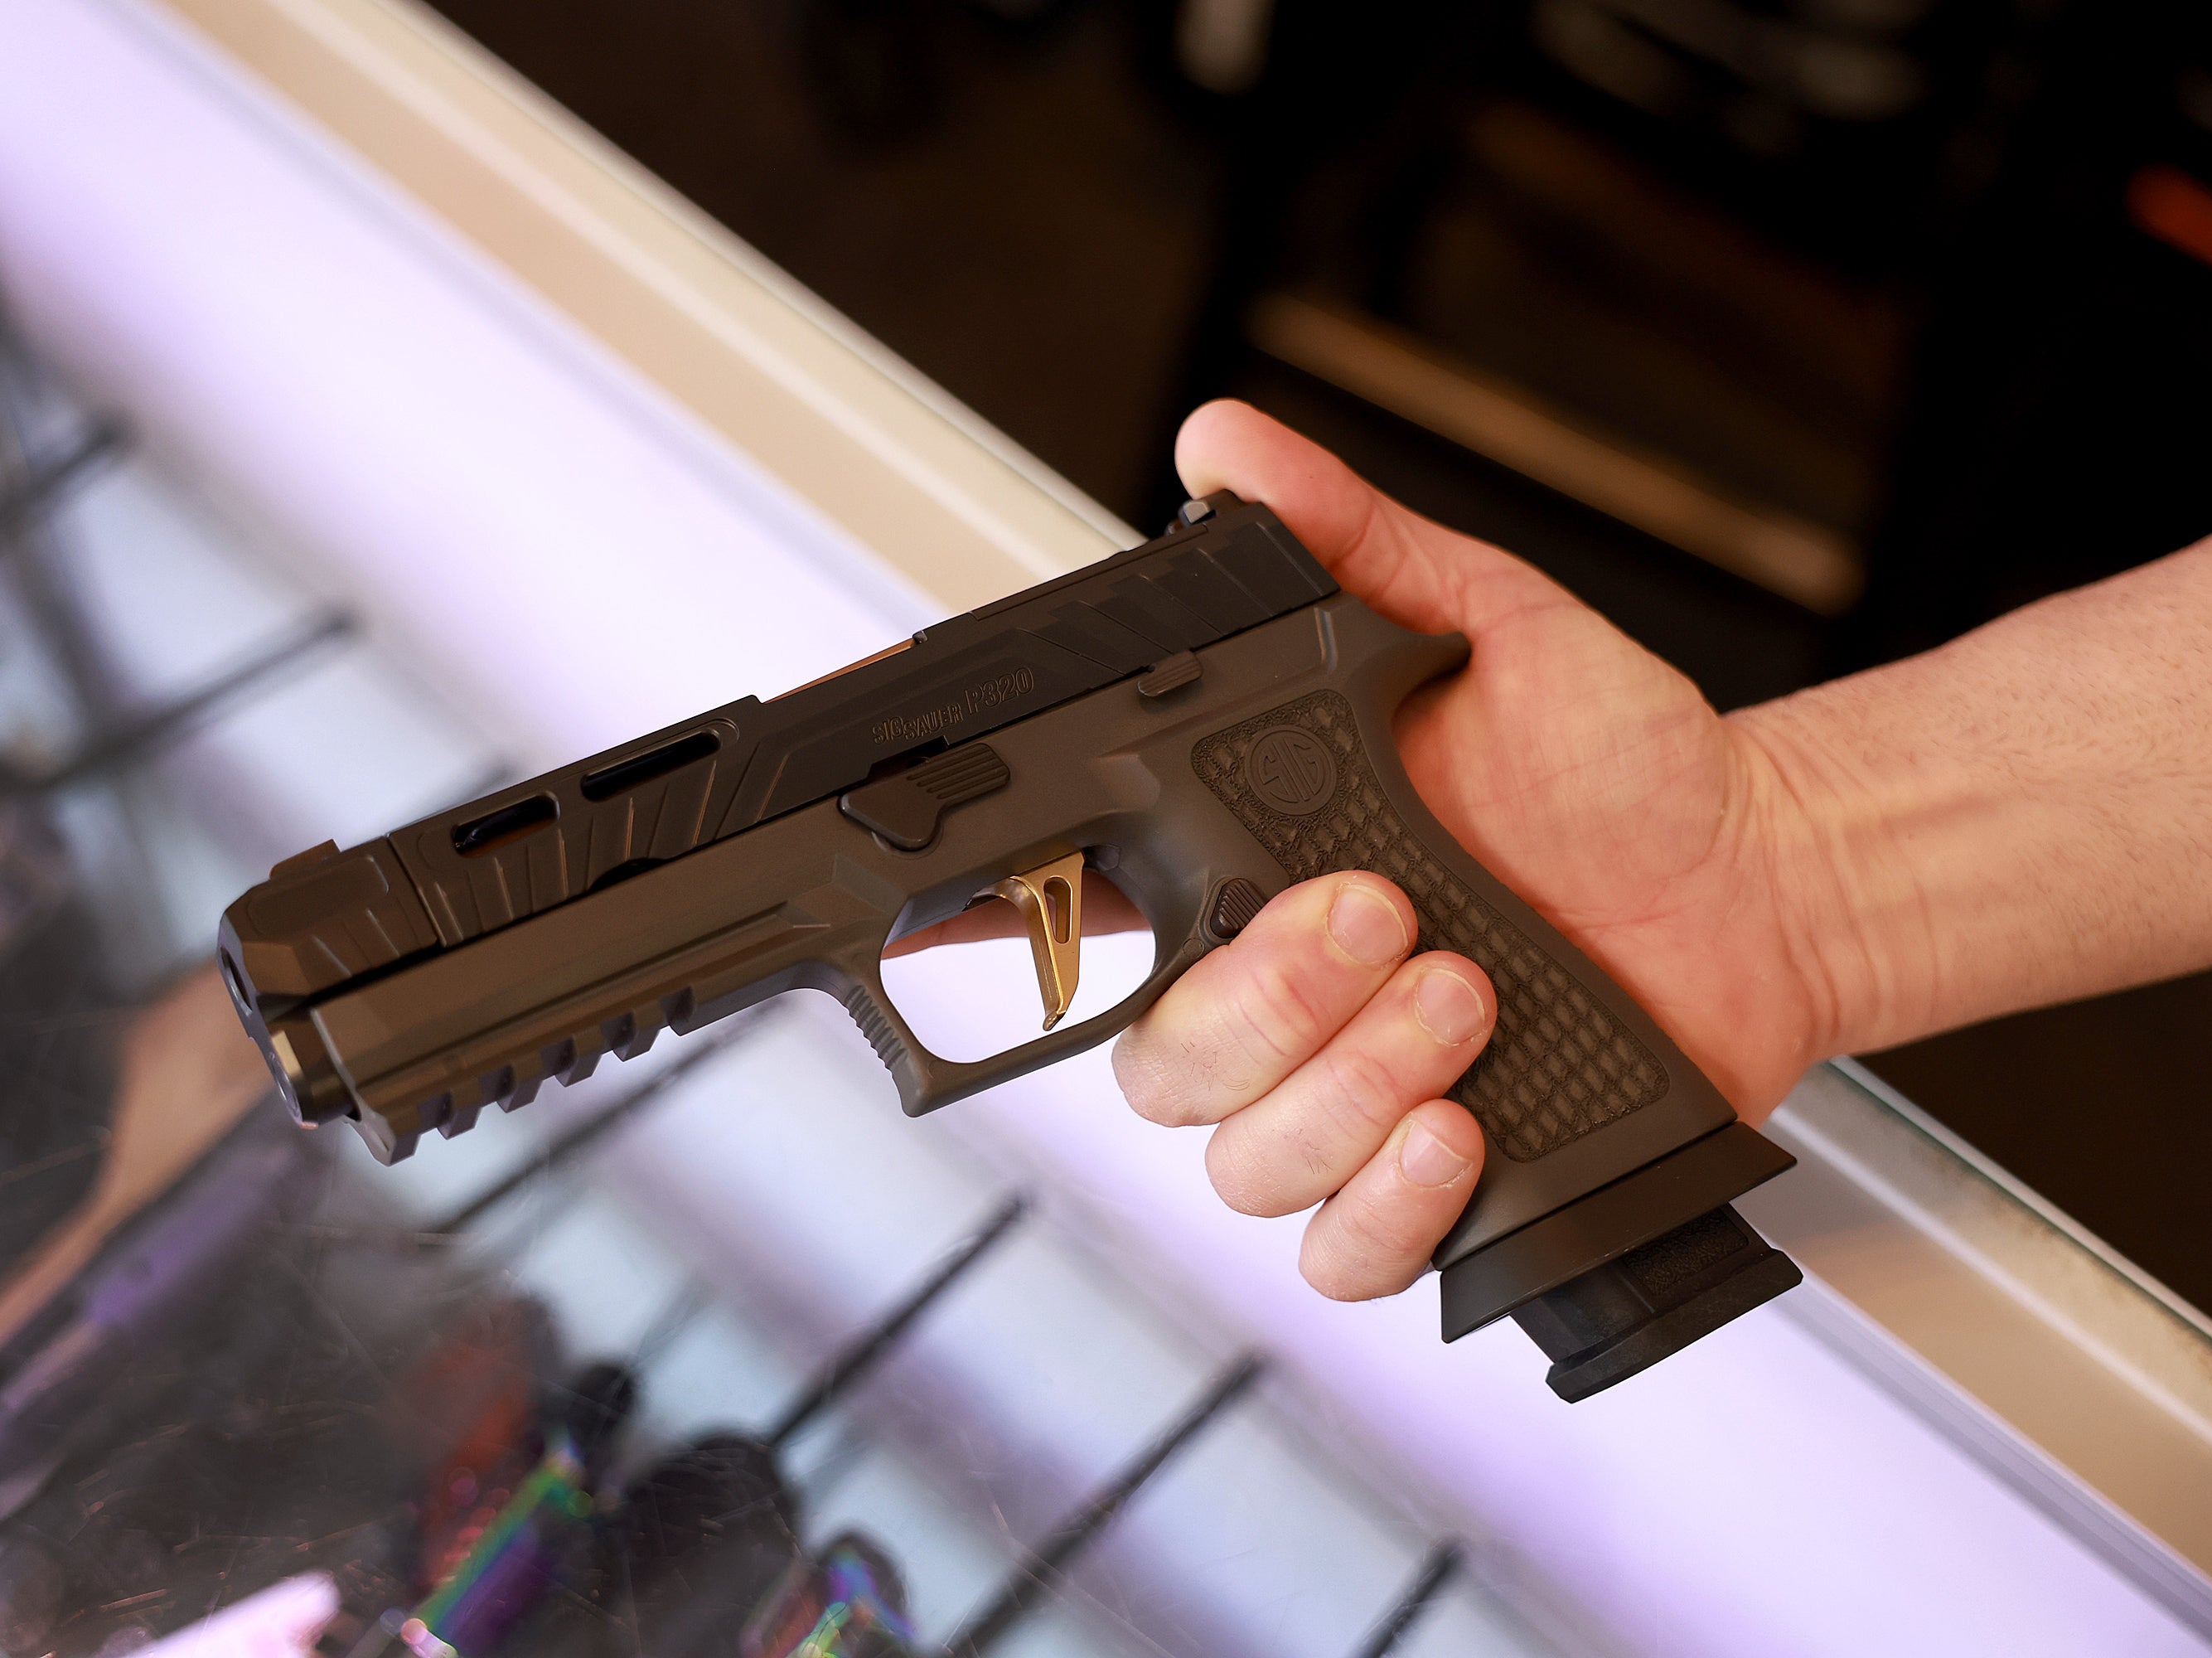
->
xmin=216 ymin=494 xmax=1798 ymax=1399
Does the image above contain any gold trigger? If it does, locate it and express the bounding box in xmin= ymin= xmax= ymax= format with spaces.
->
xmin=992 ymin=851 xmax=1086 ymax=1031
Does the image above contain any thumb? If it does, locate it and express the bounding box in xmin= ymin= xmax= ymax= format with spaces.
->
xmin=1175 ymin=400 xmax=1549 ymax=637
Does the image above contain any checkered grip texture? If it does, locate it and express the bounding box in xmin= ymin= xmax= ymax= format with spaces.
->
xmin=1193 ymin=691 xmax=1667 ymax=1161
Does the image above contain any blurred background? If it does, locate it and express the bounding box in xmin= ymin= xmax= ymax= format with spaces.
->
xmin=421 ymin=0 xmax=2212 ymax=1314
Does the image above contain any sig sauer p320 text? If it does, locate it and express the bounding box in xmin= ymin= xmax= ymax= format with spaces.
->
xmin=218 ymin=494 xmax=1799 ymax=1399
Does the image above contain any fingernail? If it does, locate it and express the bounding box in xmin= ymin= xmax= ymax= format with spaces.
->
xmin=1412 ymin=967 xmax=1488 ymax=1046
xmin=1327 ymin=883 xmax=1408 ymax=966
xmin=1399 ymin=1120 xmax=1473 ymax=1188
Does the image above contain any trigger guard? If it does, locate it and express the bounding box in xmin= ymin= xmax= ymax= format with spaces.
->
xmin=860 ymin=921 xmax=1212 ymax=1118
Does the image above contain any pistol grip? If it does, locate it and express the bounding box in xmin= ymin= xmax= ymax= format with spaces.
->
xmin=1193 ymin=599 xmax=1800 ymax=1398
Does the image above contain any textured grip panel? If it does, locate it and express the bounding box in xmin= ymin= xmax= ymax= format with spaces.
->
xmin=1193 ymin=691 xmax=1665 ymax=1161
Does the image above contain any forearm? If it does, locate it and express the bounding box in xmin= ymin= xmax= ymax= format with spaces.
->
xmin=1735 ymin=536 xmax=2212 ymax=1059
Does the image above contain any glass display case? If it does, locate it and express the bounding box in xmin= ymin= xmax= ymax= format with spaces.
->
xmin=0 ymin=2 xmax=2207 ymax=1655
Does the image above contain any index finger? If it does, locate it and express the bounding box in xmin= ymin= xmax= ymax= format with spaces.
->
xmin=1111 ymin=872 xmax=1417 ymax=1128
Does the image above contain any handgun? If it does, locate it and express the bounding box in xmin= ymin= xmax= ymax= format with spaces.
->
xmin=217 ymin=492 xmax=1800 ymax=1400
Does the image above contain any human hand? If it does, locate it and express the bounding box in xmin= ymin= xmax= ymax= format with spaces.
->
xmin=1109 ymin=401 xmax=1831 ymax=1302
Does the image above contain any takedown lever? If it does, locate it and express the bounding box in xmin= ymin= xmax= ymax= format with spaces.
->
xmin=992 ymin=851 xmax=1085 ymax=1030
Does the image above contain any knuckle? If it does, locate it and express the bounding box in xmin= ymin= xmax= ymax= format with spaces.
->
xmin=1230 ymin=954 xmax=1336 ymax=1067
xmin=1299 ymin=1219 xmax=1414 ymax=1302
xmin=1300 ymin=1248 xmax=1363 ymax=1302
xmin=1111 ymin=1030 xmax=1194 ymax=1126
xmin=1307 ymin=1044 xmax=1415 ymax=1143
xmin=1205 ymin=1128 xmax=1291 ymax=1218
xmin=1304 ymin=1190 xmax=1427 ymax=1302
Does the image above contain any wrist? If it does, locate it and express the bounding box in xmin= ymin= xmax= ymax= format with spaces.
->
xmin=1726 ymin=685 xmax=1933 ymax=1069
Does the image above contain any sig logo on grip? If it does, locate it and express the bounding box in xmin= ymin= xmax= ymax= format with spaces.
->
xmin=1245 ymin=726 xmax=1337 ymax=816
